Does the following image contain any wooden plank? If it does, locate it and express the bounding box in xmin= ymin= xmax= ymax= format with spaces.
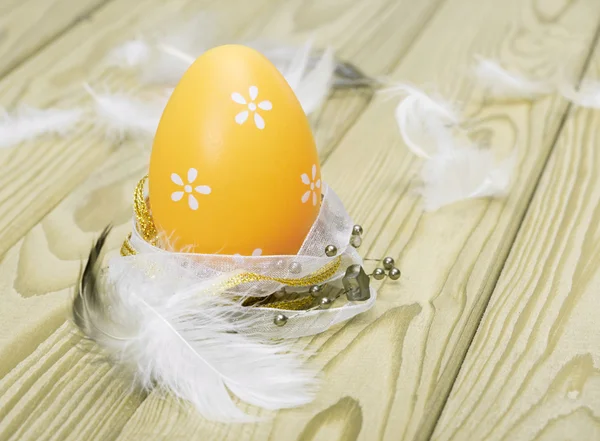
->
xmin=0 ymin=0 xmax=442 ymax=265
xmin=0 ymin=146 xmax=144 ymax=380
xmin=0 ymin=0 xmax=444 ymax=438
xmin=0 ymin=0 xmax=111 ymax=78
xmin=431 ymin=45 xmax=600 ymax=441
xmin=0 ymin=323 xmax=146 ymax=441
xmin=113 ymin=0 xmax=600 ymax=440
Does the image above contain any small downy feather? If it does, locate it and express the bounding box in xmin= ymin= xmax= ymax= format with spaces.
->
xmin=105 ymin=39 xmax=151 ymax=68
xmin=84 ymin=84 xmax=168 ymax=141
xmin=473 ymin=57 xmax=554 ymax=99
xmin=73 ymin=228 xmax=319 ymax=422
xmin=158 ymin=39 xmax=336 ymax=115
xmin=382 ymin=82 xmax=514 ymax=210
xmin=0 ymin=106 xmax=83 ymax=149
xmin=383 ymin=83 xmax=461 ymax=158
xmin=108 ymin=14 xmax=220 ymax=85
xmin=559 ymin=80 xmax=600 ymax=109
xmin=106 ymin=35 xmax=336 ymax=116
xmin=278 ymin=41 xmax=335 ymax=114
xmin=419 ymin=144 xmax=515 ymax=211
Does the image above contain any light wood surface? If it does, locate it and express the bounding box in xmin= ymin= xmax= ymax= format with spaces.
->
xmin=2 ymin=0 xmax=600 ymax=440
xmin=432 ymin=43 xmax=600 ymax=441
xmin=0 ymin=0 xmax=110 ymax=78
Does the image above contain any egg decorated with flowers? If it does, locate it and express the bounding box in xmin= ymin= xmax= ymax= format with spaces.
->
xmin=148 ymin=45 xmax=322 ymax=256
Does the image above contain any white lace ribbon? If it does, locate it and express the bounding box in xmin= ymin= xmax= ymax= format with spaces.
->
xmin=110 ymin=183 xmax=377 ymax=339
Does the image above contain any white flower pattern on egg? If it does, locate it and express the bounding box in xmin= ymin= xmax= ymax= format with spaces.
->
xmin=171 ymin=168 xmax=212 ymax=211
xmin=301 ymin=164 xmax=321 ymax=206
xmin=232 ymin=86 xmax=272 ymax=130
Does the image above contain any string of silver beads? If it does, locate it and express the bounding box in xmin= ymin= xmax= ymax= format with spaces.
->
xmin=350 ymin=224 xmax=362 ymax=248
xmin=273 ymin=225 xmax=401 ymax=327
xmin=371 ymin=256 xmax=401 ymax=280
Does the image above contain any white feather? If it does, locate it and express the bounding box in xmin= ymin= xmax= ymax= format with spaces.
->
xmin=419 ymin=145 xmax=515 ymax=211
xmin=0 ymin=107 xmax=82 ymax=149
xmin=143 ymin=15 xmax=218 ymax=84
xmin=278 ymin=41 xmax=312 ymax=91
xmin=102 ymin=16 xmax=217 ymax=85
xmin=283 ymin=45 xmax=335 ymax=114
xmin=559 ymin=80 xmax=600 ymax=108
xmin=106 ymin=33 xmax=335 ymax=115
xmin=84 ymin=84 xmax=168 ymax=140
xmin=154 ymin=39 xmax=336 ymax=115
xmin=383 ymin=83 xmax=461 ymax=158
xmin=106 ymin=39 xmax=151 ymax=68
xmin=75 ymin=246 xmax=318 ymax=422
xmin=473 ymin=57 xmax=554 ymax=99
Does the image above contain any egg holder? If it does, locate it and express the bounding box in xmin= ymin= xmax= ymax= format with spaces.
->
xmin=73 ymin=173 xmax=402 ymax=421
xmin=116 ymin=175 xmax=401 ymax=339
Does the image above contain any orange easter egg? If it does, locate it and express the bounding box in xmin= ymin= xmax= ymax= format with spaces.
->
xmin=148 ymin=45 xmax=321 ymax=256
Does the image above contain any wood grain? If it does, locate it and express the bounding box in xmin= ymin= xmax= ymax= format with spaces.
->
xmin=0 ymin=145 xmax=144 ymax=380
xmin=0 ymin=0 xmax=111 ymax=79
xmin=113 ymin=0 xmax=600 ymax=440
xmin=432 ymin=45 xmax=600 ymax=441
xmin=0 ymin=0 xmax=443 ymax=267
xmin=0 ymin=323 xmax=146 ymax=441
xmin=0 ymin=0 xmax=445 ymax=439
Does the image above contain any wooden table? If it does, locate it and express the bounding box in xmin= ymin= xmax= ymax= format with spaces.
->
xmin=1 ymin=0 xmax=600 ymax=440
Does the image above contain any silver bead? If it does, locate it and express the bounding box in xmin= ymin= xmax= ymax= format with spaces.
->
xmin=352 ymin=225 xmax=363 ymax=236
xmin=350 ymin=235 xmax=362 ymax=248
xmin=388 ymin=267 xmax=401 ymax=280
xmin=325 ymin=244 xmax=337 ymax=257
xmin=372 ymin=268 xmax=386 ymax=280
xmin=290 ymin=262 xmax=302 ymax=274
xmin=274 ymin=313 xmax=288 ymax=327
xmin=309 ymin=285 xmax=322 ymax=296
xmin=320 ymin=297 xmax=333 ymax=309
xmin=383 ymin=257 xmax=395 ymax=270
xmin=274 ymin=288 xmax=287 ymax=298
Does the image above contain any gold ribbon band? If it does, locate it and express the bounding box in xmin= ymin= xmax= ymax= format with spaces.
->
xmin=223 ymin=257 xmax=341 ymax=289
xmin=133 ymin=176 xmax=159 ymax=245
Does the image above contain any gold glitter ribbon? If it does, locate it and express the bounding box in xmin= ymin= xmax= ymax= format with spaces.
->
xmin=223 ymin=257 xmax=340 ymax=289
xmin=121 ymin=176 xmax=341 ymax=310
xmin=133 ymin=176 xmax=159 ymax=245
xmin=121 ymin=233 xmax=136 ymax=256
